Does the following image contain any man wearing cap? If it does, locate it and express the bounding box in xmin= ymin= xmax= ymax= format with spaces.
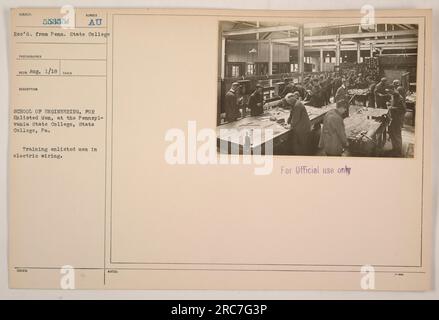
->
xmin=295 ymin=82 xmax=306 ymax=100
xmin=248 ymin=84 xmax=264 ymax=116
xmin=335 ymin=78 xmax=348 ymax=102
xmin=323 ymin=75 xmax=333 ymax=106
xmin=332 ymin=74 xmax=342 ymax=96
xmin=280 ymin=81 xmax=296 ymax=97
xmin=374 ymin=77 xmax=391 ymax=109
xmin=318 ymin=100 xmax=348 ymax=156
xmin=224 ymin=82 xmax=241 ymax=122
xmin=285 ymin=92 xmax=311 ymax=155
xmin=392 ymin=79 xmax=405 ymax=99
xmin=310 ymin=78 xmax=323 ymax=107
xmin=388 ymin=86 xmax=407 ymax=157
xmin=335 ymin=78 xmax=349 ymax=117
xmin=392 ymin=79 xmax=407 ymax=129
xmin=368 ymin=77 xmax=377 ymax=108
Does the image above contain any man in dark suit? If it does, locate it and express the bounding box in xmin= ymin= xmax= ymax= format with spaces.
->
xmin=335 ymin=78 xmax=348 ymax=102
xmin=285 ymin=92 xmax=311 ymax=155
xmin=309 ymin=78 xmax=323 ymax=107
xmin=388 ymin=86 xmax=407 ymax=156
xmin=374 ymin=77 xmax=391 ymax=109
xmin=248 ymin=85 xmax=264 ymax=116
xmin=318 ymin=100 xmax=348 ymax=156
xmin=224 ymin=82 xmax=242 ymax=122
xmin=368 ymin=77 xmax=377 ymax=108
xmin=332 ymin=75 xmax=342 ymax=96
xmin=280 ymin=80 xmax=297 ymax=97
xmin=294 ymin=82 xmax=306 ymax=100
xmin=323 ymin=75 xmax=333 ymax=106
xmin=335 ymin=78 xmax=349 ymax=118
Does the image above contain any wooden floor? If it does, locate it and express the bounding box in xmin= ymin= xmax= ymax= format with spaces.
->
xmin=383 ymin=125 xmax=415 ymax=158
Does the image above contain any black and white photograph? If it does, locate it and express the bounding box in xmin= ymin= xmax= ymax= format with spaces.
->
xmin=217 ymin=21 xmax=418 ymax=157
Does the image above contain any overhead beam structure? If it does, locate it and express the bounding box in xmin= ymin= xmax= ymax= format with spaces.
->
xmin=270 ymin=29 xmax=418 ymax=43
xmin=223 ymin=25 xmax=299 ymax=36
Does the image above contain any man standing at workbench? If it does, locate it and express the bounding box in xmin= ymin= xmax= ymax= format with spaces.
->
xmin=280 ymin=79 xmax=297 ymax=97
xmin=367 ymin=77 xmax=377 ymax=108
xmin=335 ymin=78 xmax=349 ymax=118
xmin=388 ymin=86 xmax=407 ymax=157
xmin=310 ymin=78 xmax=324 ymax=107
xmin=248 ymin=84 xmax=264 ymax=116
xmin=392 ymin=79 xmax=407 ymax=129
xmin=374 ymin=77 xmax=391 ymax=109
xmin=332 ymin=74 xmax=342 ymax=96
xmin=392 ymin=79 xmax=406 ymax=99
xmin=285 ymin=92 xmax=311 ymax=155
xmin=224 ymin=82 xmax=242 ymax=122
xmin=318 ymin=100 xmax=348 ymax=156
xmin=322 ymin=74 xmax=333 ymax=106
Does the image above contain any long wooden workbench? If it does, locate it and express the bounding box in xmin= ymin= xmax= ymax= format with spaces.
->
xmin=216 ymin=103 xmax=336 ymax=154
xmin=217 ymin=103 xmax=390 ymax=156
xmin=344 ymin=106 xmax=390 ymax=156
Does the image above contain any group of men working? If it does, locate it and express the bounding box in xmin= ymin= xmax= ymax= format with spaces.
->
xmin=321 ymin=76 xmax=407 ymax=157
xmin=224 ymin=75 xmax=335 ymax=123
xmin=372 ymin=77 xmax=407 ymax=156
xmin=281 ymin=73 xmax=341 ymax=107
xmin=224 ymin=82 xmax=265 ymax=123
xmin=223 ymin=74 xmax=408 ymax=157
xmin=280 ymin=72 xmax=375 ymax=108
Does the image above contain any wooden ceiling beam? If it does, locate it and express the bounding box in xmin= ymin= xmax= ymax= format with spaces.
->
xmin=223 ymin=25 xmax=299 ymax=36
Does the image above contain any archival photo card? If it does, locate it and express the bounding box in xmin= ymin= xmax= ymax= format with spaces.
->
xmin=8 ymin=8 xmax=432 ymax=291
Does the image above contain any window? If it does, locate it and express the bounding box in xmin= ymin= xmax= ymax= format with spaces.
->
xmin=246 ymin=63 xmax=255 ymax=75
xmin=231 ymin=65 xmax=240 ymax=77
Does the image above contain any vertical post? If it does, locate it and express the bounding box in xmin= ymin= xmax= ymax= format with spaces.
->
xmin=298 ymin=24 xmax=304 ymax=79
xmin=357 ymin=41 xmax=361 ymax=63
xmin=320 ymin=48 xmax=323 ymax=72
xmin=268 ymin=40 xmax=273 ymax=75
xmin=335 ymin=38 xmax=341 ymax=66
xmin=221 ymin=36 xmax=226 ymax=79
xmin=256 ymin=21 xmax=259 ymax=40
xmin=370 ymin=43 xmax=374 ymax=58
